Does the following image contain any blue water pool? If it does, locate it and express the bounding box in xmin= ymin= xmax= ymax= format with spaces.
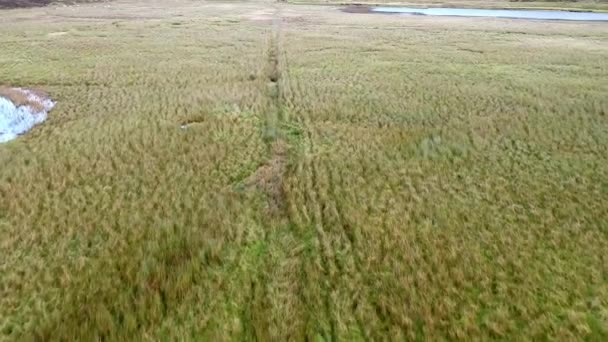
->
xmin=372 ymin=7 xmax=608 ymax=21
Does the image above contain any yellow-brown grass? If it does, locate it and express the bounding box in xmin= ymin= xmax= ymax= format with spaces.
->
xmin=0 ymin=0 xmax=607 ymax=340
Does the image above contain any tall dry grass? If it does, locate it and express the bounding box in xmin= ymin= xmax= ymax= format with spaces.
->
xmin=1 ymin=0 xmax=607 ymax=340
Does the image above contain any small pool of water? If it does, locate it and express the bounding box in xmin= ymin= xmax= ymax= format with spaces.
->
xmin=372 ymin=7 xmax=608 ymax=21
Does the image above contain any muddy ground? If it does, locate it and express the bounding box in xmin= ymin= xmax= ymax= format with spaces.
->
xmin=0 ymin=0 xmax=52 ymax=9
xmin=341 ymin=5 xmax=373 ymax=14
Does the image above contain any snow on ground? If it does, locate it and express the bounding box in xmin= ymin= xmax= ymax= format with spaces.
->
xmin=0 ymin=88 xmax=55 ymax=143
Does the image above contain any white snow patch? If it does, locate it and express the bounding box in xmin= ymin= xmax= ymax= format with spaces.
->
xmin=0 ymin=88 xmax=55 ymax=143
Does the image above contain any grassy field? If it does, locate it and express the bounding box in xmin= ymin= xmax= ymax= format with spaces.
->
xmin=1 ymin=0 xmax=608 ymax=339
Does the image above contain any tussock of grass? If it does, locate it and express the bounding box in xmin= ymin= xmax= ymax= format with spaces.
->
xmin=1 ymin=0 xmax=607 ymax=340
xmin=0 ymin=87 xmax=48 ymax=112
xmin=0 ymin=87 xmax=29 ymax=106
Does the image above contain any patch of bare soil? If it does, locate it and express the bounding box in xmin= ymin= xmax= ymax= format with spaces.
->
xmin=1 ymin=0 xmax=106 ymax=9
xmin=341 ymin=5 xmax=373 ymax=14
xmin=0 ymin=0 xmax=52 ymax=9
xmin=242 ymin=9 xmax=274 ymax=21
xmin=245 ymin=140 xmax=288 ymax=215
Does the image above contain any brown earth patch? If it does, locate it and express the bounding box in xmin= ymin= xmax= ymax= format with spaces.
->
xmin=341 ymin=5 xmax=373 ymax=14
xmin=245 ymin=140 xmax=288 ymax=215
xmin=0 ymin=0 xmax=106 ymax=9
xmin=0 ymin=0 xmax=51 ymax=9
xmin=242 ymin=9 xmax=274 ymax=21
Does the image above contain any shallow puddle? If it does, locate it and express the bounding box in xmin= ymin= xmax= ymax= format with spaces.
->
xmin=371 ymin=6 xmax=608 ymax=21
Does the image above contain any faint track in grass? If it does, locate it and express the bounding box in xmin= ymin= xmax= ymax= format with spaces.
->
xmin=245 ymin=6 xmax=288 ymax=217
xmin=278 ymin=21 xmax=380 ymax=335
xmin=239 ymin=6 xmax=293 ymax=339
xmin=261 ymin=7 xmax=342 ymax=338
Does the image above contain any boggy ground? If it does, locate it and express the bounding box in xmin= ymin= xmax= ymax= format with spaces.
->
xmin=1 ymin=0 xmax=607 ymax=340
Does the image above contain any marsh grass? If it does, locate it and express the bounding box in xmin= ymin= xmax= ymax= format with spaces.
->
xmin=1 ymin=0 xmax=607 ymax=339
